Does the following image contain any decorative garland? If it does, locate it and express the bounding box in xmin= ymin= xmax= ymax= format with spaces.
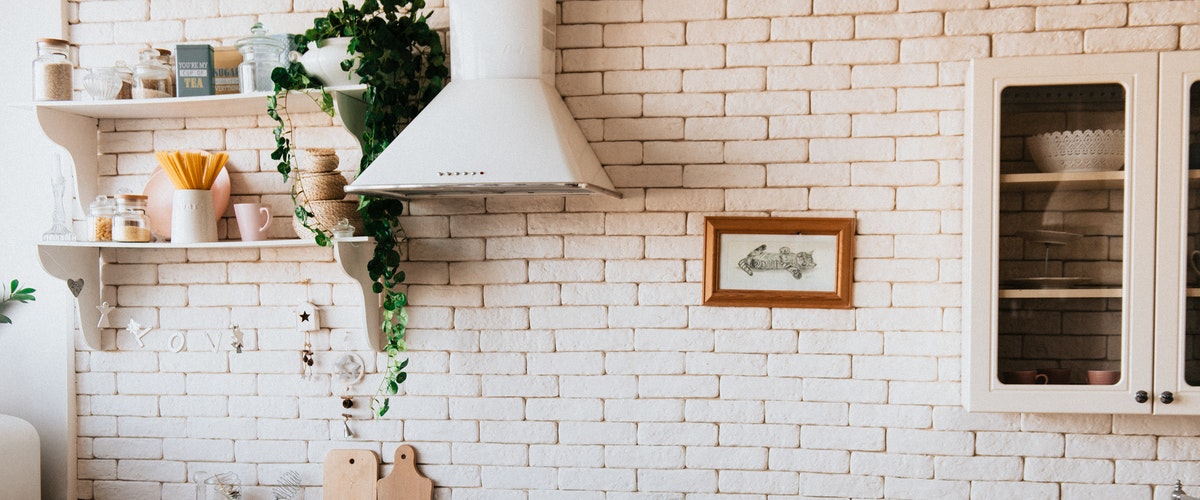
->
xmin=268 ymin=0 xmax=448 ymax=417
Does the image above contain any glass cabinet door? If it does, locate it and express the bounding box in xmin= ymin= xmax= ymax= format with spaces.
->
xmin=1153 ymin=52 xmax=1200 ymax=414
xmin=966 ymin=53 xmax=1158 ymax=413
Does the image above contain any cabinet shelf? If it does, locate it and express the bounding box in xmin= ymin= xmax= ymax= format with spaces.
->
xmin=998 ymin=287 xmax=1122 ymax=299
xmin=36 ymin=237 xmax=382 ymax=351
xmin=999 ymin=171 xmax=1124 ymax=191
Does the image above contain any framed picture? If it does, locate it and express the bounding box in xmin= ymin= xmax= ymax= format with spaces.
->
xmin=703 ymin=216 xmax=855 ymax=309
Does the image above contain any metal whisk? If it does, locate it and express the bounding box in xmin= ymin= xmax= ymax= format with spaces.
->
xmin=272 ymin=470 xmax=302 ymax=500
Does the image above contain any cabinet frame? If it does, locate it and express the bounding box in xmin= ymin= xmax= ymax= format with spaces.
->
xmin=965 ymin=52 xmax=1160 ymax=414
xmin=1151 ymin=52 xmax=1200 ymax=415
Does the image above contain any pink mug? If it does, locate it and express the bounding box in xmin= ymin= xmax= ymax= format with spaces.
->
xmin=1002 ymin=370 xmax=1048 ymax=385
xmin=234 ymin=203 xmax=272 ymax=241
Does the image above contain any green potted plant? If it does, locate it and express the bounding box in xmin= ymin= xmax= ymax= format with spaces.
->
xmin=0 ymin=279 xmax=36 ymax=325
xmin=268 ymin=0 xmax=448 ymax=417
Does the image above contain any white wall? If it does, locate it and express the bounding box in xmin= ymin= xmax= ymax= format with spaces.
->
xmin=45 ymin=1 xmax=1200 ymax=499
xmin=0 ymin=1 xmax=77 ymax=499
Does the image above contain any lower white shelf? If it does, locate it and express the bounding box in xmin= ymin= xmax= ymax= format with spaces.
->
xmin=36 ymin=237 xmax=382 ymax=351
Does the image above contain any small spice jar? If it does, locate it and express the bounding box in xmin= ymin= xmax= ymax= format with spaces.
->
xmin=86 ymin=195 xmax=116 ymax=242
xmin=112 ymin=194 xmax=152 ymax=242
xmin=33 ymin=38 xmax=74 ymax=101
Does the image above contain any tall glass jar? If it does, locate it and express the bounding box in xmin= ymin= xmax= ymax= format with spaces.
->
xmin=133 ymin=47 xmax=172 ymax=99
xmin=32 ymin=38 xmax=73 ymax=101
xmin=112 ymin=194 xmax=152 ymax=242
xmin=236 ymin=23 xmax=286 ymax=92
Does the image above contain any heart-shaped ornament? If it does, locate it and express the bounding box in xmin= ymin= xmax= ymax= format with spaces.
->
xmin=67 ymin=278 xmax=84 ymax=298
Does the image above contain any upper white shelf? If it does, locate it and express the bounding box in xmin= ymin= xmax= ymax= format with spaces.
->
xmin=26 ymin=84 xmax=367 ymax=119
xmin=28 ymin=84 xmax=368 ymax=214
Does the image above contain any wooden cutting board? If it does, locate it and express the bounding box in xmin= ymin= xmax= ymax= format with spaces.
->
xmin=377 ymin=445 xmax=433 ymax=500
xmin=323 ymin=449 xmax=379 ymax=500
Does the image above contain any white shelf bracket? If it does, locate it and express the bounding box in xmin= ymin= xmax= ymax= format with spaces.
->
xmin=36 ymin=245 xmax=103 ymax=350
xmin=333 ymin=238 xmax=382 ymax=351
xmin=35 ymin=107 xmax=98 ymax=213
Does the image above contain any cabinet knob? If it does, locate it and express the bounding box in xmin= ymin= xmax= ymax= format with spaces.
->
xmin=1161 ymin=391 xmax=1175 ymax=404
xmin=1135 ymin=390 xmax=1149 ymax=403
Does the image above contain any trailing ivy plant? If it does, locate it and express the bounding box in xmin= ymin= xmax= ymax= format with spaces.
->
xmin=0 ymin=279 xmax=36 ymax=325
xmin=268 ymin=0 xmax=448 ymax=417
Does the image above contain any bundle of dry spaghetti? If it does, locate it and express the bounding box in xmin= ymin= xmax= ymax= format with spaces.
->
xmin=154 ymin=150 xmax=228 ymax=190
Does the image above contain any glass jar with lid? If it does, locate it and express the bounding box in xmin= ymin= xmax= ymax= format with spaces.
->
xmin=133 ymin=47 xmax=172 ymax=99
xmin=33 ymin=38 xmax=73 ymax=101
xmin=86 ymin=195 xmax=116 ymax=242
xmin=155 ymin=48 xmax=176 ymax=96
xmin=236 ymin=22 xmax=286 ymax=92
xmin=112 ymin=194 xmax=152 ymax=243
xmin=114 ymin=61 xmax=133 ymax=99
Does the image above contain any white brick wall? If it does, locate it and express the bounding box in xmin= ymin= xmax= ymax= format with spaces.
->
xmin=57 ymin=0 xmax=1200 ymax=498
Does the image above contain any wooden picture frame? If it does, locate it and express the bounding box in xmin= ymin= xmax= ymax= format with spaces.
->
xmin=703 ymin=216 xmax=855 ymax=309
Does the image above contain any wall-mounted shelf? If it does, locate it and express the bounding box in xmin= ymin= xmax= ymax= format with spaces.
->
xmin=26 ymin=85 xmax=367 ymax=212
xmin=36 ymin=237 xmax=381 ymax=351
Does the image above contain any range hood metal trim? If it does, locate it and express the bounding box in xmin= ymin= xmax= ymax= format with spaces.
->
xmin=346 ymin=182 xmax=622 ymax=199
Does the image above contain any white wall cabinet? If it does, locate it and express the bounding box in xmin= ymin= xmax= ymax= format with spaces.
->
xmin=966 ymin=52 xmax=1200 ymax=414
xmin=30 ymin=87 xmax=384 ymax=351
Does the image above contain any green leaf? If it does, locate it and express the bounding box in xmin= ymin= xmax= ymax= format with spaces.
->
xmin=0 ymin=314 xmax=9 ymax=324
xmin=9 ymin=280 xmax=16 ymax=294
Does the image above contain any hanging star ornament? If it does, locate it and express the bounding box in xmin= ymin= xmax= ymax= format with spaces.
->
xmin=96 ymin=302 xmax=115 ymax=328
xmin=295 ymin=301 xmax=319 ymax=331
xmin=124 ymin=318 xmax=152 ymax=348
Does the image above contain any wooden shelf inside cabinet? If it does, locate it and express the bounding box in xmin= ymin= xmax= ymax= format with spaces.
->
xmin=999 ymin=171 xmax=1125 ymax=191
xmin=999 ymin=288 xmax=1122 ymax=299
xmin=35 ymin=236 xmax=383 ymax=352
xmin=26 ymin=85 xmax=368 ymax=212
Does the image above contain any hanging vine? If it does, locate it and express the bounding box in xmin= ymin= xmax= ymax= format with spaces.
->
xmin=268 ymin=0 xmax=448 ymax=416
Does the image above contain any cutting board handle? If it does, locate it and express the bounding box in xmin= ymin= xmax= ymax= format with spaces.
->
xmin=377 ymin=444 xmax=433 ymax=500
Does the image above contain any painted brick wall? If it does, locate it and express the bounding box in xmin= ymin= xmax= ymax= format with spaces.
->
xmin=62 ymin=0 xmax=1200 ymax=498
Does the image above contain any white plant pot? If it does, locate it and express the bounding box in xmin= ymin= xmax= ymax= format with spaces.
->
xmin=297 ymin=37 xmax=361 ymax=86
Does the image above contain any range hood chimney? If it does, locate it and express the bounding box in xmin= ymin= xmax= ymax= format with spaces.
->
xmin=345 ymin=0 xmax=621 ymax=199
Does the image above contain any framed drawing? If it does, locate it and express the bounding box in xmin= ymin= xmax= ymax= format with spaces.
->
xmin=703 ymin=216 xmax=855 ymax=309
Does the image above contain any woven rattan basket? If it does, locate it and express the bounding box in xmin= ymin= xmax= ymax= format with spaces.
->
xmin=304 ymin=148 xmax=339 ymax=173
xmin=294 ymin=171 xmax=347 ymax=203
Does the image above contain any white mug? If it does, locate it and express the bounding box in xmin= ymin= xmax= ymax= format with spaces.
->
xmin=234 ymin=203 xmax=272 ymax=241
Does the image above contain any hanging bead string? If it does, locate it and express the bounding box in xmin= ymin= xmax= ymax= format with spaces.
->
xmin=300 ymin=279 xmax=314 ymax=379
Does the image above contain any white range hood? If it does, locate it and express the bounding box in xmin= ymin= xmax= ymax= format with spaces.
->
xmin=345 ymin=0 xmax=621 ymax=199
